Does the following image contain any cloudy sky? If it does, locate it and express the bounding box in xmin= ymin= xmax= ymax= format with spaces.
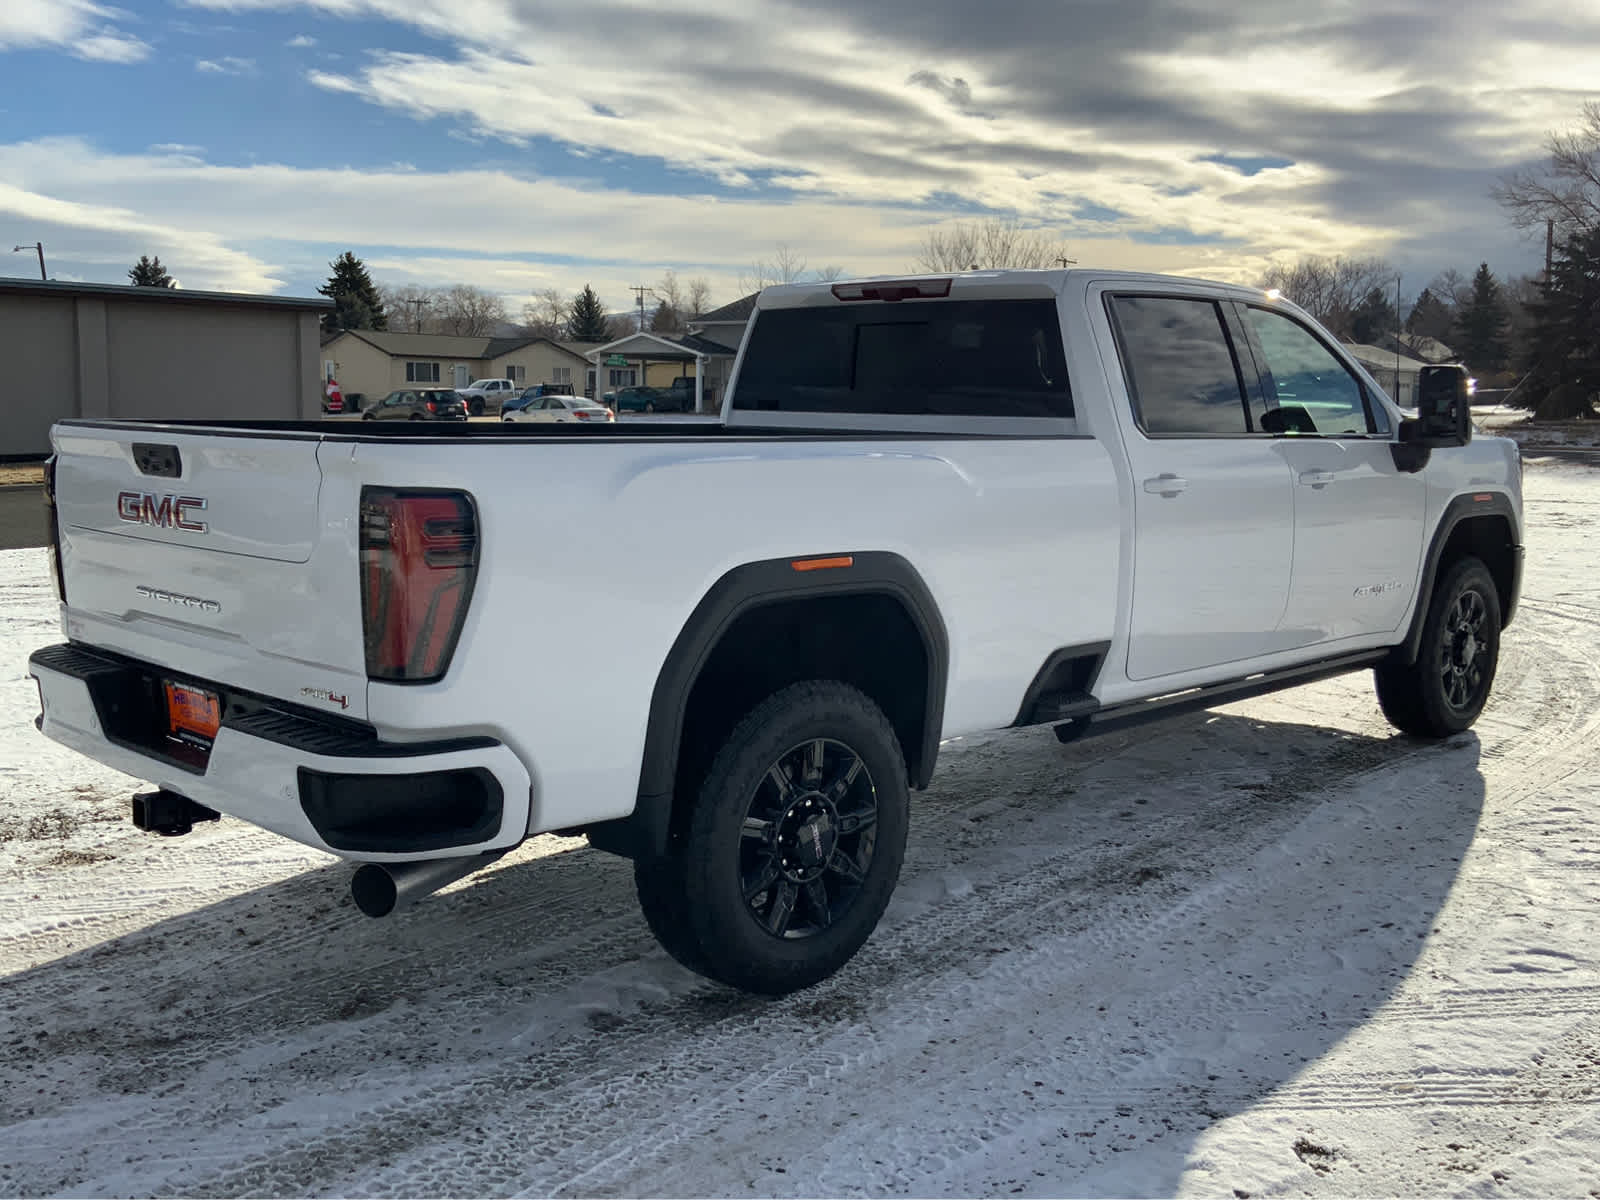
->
xmin=2 ymin=0 xmax=1597 ymax=313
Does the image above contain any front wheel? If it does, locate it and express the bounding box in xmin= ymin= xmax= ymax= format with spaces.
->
xmin=634 ymin=681 xmax=909 ymax=994
xmin=1375 ymin=555 xmax=1501 ymax=737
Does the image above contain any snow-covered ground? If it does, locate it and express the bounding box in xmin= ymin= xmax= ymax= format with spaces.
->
xmin=3 ymin=464 xmax=1599 ymax=1197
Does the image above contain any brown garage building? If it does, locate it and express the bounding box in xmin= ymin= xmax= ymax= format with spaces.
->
xmin=1 ymin=278 xmax=333 ymax=459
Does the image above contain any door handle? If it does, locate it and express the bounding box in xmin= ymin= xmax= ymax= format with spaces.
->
xmin=1298 ymin=470 xmax=1336 ymax=487
xmin=1142 ymin=474 xmax=1189 ymax=497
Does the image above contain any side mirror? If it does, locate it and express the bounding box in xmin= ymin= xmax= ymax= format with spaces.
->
xmin=1413 ymin=364 xmax=1472 ymax=447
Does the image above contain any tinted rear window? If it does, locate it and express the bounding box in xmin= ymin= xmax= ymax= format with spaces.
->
xmin=732 ymin=298 xmax=1072 ymax=418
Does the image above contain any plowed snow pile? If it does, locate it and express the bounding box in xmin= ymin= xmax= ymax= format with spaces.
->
xmin=2 ymin=464 xmax=1597 ymax=1197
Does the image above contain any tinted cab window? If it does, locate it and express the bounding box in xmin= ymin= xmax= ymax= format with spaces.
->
xmin=1108 ymin=295 xmax=1248 ymax=435
xmin=734 ymin=298 xmax=1072 ymax=418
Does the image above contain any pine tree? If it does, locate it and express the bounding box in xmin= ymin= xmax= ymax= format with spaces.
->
xmin=1454 ymin=263 xmax=1509 ymax=373
xmin=1351 ymin=286 xmax=1398 ymax=345
xmin=650 ymin=300 xmax=681 ymax=333
xmin=1405 ymin=287 xmax=1454 ymax=342
xmin=128 ymin=255 xmax=174 ymax=287
xmin=317 ymin=251 xmax=388 ymax=334
xmin=568 ymin=285 xmax=610 ymax=342
xmin=1522 ymin=226 xmax=1600 ymax=411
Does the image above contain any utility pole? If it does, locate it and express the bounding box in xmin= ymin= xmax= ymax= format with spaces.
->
xmin=1545 ymin=217 xmax=1555 ymax=280
xmin=1054 ymin=255 xmax=1077 ymax=268
xmin=12 ymin=242 xmax=46 ymax=280
xmin=1395 ymin=272 xmax=1403 ymax=405
xmin=630 ymin=284 xmax=650 ymax=332
xmin=405 ymin=297 xmax=429 ymax=332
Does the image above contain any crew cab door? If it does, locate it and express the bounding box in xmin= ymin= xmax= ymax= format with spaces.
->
xmin=1233 ymin=301 xmax=1427 ymax=641
xmin=1103 ymin=291 xmax=1300 ymax=680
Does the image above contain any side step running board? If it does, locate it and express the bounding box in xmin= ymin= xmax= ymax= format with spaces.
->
xmin=1054 ymin=650 xmax=1389 ymax=744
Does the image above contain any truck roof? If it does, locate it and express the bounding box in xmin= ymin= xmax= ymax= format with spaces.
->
xmin=755 ymin=268 xmax=1270 ymax=309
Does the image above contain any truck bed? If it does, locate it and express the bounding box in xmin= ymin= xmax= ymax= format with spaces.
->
xmin=55 ymin=418 xmax=1055 ymax=442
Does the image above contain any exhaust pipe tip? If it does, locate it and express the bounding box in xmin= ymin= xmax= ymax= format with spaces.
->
xmin=350 ymin=851 xmax=505 ymax=918
xmin=350 ymin=863 xmax=398 ymax=918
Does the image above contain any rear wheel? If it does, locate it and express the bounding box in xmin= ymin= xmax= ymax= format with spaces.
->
xmin=468 ymin=399 xmax=484 ymax=416
xmin=409 ymin=413 xmax=423 ymax=421
xmin=1375 ymin=555 xmax=1501 ymax=737
xmin=633 ymin=681 xmax=908 ymax=994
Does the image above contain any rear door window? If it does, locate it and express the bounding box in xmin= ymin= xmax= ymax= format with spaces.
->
xmin=732 ymin=298 xmax=1072 ymax=418
xmin=1108 ymin=295 xmax=1250 ymax=435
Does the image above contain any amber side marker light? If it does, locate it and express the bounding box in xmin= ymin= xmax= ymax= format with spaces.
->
xmin=791 ymin=555 xmax=855 ymax=572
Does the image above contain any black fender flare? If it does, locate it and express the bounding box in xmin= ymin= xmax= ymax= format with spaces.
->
xmin=588 ymin=551 xmax=949 ymax=859
xmin=1393 ymin=490 xmax=1522 ymax=665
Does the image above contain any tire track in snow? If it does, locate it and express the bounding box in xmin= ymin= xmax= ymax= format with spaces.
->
xmin=150 ymin=735 xmax=1474 ymax=1198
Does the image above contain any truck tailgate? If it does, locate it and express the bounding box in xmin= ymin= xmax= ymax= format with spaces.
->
xmin=51 ymin=426 xmax=369 ymax=721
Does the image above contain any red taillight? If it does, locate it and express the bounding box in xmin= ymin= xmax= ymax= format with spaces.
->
xmin=573 ymin=410 xmax=591 ymax=421
xmin=426 ymin=400 xmax=437 ymax=413
xmin=42 ymin=455 xmax=66 ymax=604
xmin=830 ymin=278 xmax=951 ymax=302
xmin=359 ymin=488 xmax=479 ymax=682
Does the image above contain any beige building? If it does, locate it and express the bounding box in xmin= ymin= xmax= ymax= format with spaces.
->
xmin=320 ymin=330 xmax=593 ymax=407
xmin=2 ymin=277 xmax=331 ymax=459
xmin=583 ymin=331 xmax=740 ymax=411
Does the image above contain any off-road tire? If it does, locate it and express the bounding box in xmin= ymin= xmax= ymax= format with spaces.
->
xmin=633 ymin=681 xmax=909 ymax=994
xmin=1375 ymin=555 xmax=1501 ymax=737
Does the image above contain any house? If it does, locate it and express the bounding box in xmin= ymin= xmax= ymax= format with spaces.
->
xmin=2 ymin=276 xmax=331 ymax=459
xmin=580 ymin=330 xmax=740 ymax=411
xmin=685 ymin=293 xmax=758 ymax=357
xmin=1344 ymin=342 xmax=1432 ymax=408
xmin=1374 ymin=331 xmax=1458 ymax=366
xmin=319 ymin=330 xmax=593 ymax=406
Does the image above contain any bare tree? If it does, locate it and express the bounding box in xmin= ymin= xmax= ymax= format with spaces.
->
xmin=378 ymin=283 xmax=442 ymax=333
xmin=648 ymin=270 xmax=686 ymax=332
xmin=520 ymin=287 xmax=567 ymax=340
xmin=914 ymin=218 xmax=1069 ymax=273
xmin=1256 ymin=254 xmax=1397 ymax=339
xmin=739 ymin=243 xmax=809 ymax=293
xmin=1492 ymin=100 xmax=1600 ymax=240
xmin=436 ymin=284 xmax=507 ymax=337
xmin=1429 ymin=267 xmax=1472 ymax=310
xmin=685 ymin=276 xmax=713 ymax=316
xmin=813 ymin=264 xmax=846 ymax=281
xmin=654 ymin=269 xmax=685 ymax=313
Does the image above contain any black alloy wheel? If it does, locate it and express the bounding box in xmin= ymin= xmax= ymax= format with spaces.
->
xmin=738 ymin=737 xmax=878 ymax=939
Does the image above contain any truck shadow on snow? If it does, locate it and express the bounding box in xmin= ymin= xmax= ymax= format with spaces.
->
xmin=0 ymin=707 xmax=1486 ymax=1197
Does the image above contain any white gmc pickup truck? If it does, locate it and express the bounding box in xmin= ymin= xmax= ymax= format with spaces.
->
xmin=30 ymin=270 xmax=1522 ymax=995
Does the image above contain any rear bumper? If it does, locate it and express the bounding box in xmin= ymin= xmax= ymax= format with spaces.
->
xmin=28 ymin=642 xmax=531 ymax=861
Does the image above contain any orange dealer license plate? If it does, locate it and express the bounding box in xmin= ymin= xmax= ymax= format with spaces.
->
xmin=165 ymin=680 xmax=221 ymax=744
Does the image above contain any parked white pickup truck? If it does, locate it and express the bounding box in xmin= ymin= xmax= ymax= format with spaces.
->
xmin=30 ymin=270 xmax=1522 ymax=994
xmin=456 ymin=378 xmax=518 ymax=416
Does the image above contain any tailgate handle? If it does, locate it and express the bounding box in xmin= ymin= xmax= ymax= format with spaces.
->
xmin=133 ymin=443 xmax=183 ymax=479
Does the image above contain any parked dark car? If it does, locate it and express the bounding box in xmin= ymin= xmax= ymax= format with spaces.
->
xmin=361 ymin=388 xmax=469 ymax=421
xmin=606 ymin=385 xmax=691 ymax=413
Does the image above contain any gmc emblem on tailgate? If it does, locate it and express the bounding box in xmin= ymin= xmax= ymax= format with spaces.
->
xmin=117 ymin=491 xmax=209 ymax=533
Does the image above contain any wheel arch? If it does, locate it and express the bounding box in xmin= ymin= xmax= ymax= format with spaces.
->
xmin=587 ymin=552 xmax=949 ymax=860
xmin=1393 ymin=491 xmax=1522 ymax=666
